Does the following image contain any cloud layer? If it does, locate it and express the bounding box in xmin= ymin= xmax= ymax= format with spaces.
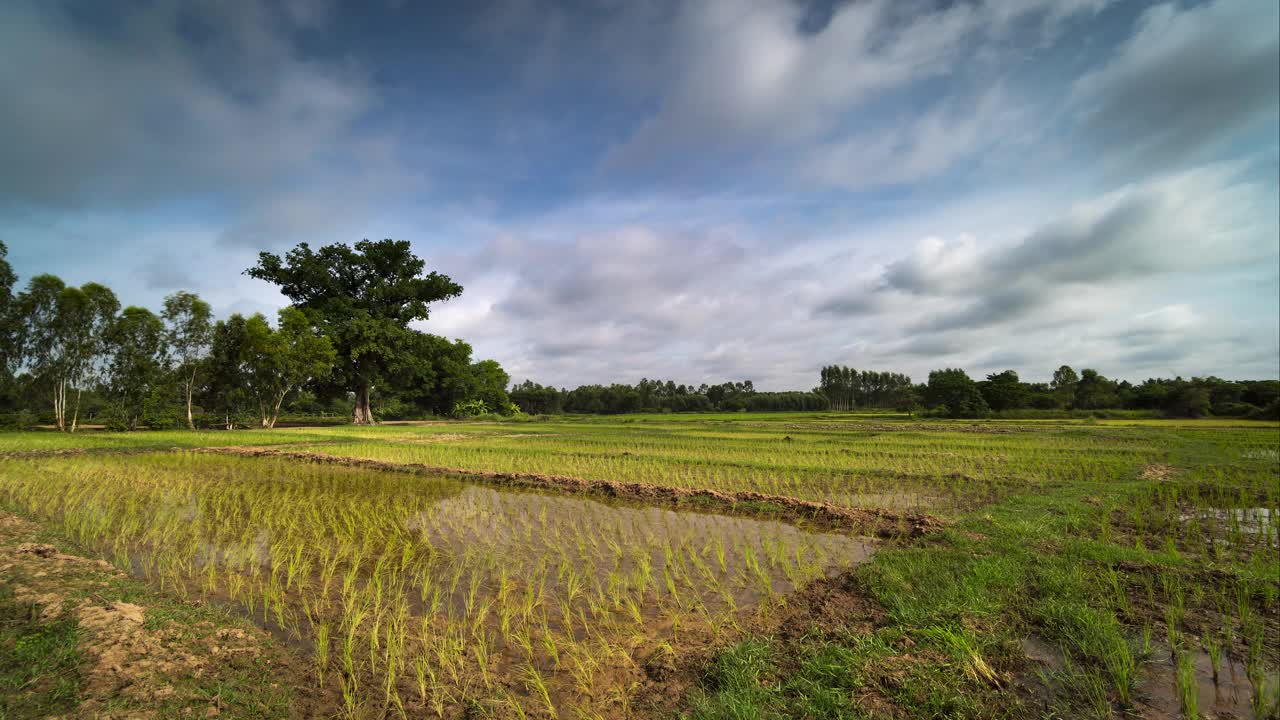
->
xmin=3 ymin=0 xmax=1277 ymax=388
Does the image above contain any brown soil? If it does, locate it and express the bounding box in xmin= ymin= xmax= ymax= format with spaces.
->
xmin=1139 ymin=463 xmax=1180 ymax=481
xmin=0 ymin=512 xmax=308 ymax=719
xmin=193 ymin=446 xmax=944 ymax=538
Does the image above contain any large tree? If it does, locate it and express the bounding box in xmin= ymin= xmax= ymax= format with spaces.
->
xmin=0 ymin=243 xmax=18 ymax=407
xmin=469 ymin=359 xmax=512 ymax=414
xmin=1074 ymin=369 xmax=1118 ymax=410
xmin=243 ymin=308 xmax=335 ymax=429
xmin=980 ymin=370 xmax=1026 ymax=411
xmin=0 ymin=242 xmax=17 ymax=373
xmin=105 ymin=307 xmax=169 ymax=430
xmin=1051 ymin=365 xmax=1079 ymax=410
xmin=203 ymin=314 xmax=253 ymax=430
xmin=925 ymin=368 xmax=991 ymax=418
xmin=162 ymin=291 xmax=213 ymax=430
xmin=17 ymin=275 xmax=119 ymax=431
xmin=246 ymin=240 xmax=462 ymax=424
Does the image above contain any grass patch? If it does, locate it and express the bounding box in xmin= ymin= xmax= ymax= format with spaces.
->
xmin=0 ymin=584 xmax=81 ymax=718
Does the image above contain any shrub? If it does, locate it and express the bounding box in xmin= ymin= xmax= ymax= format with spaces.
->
xmin=451 ymin=399 xmax=490 ymax=418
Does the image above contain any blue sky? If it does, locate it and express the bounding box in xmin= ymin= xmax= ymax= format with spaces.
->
xmin=2 ymin=0 xmax=1277 ymax=389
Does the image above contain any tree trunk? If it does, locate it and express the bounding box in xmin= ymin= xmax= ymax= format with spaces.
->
xmin=54 ymin=379 xmax=66 ymax=432
xmin=269 ymin=388 xmax=289 ymax=430
xmin=70 ymin=387 xmax=82 ymax=433
xmin=352 ymin=383 xmax=375 ymax=425
xmin=185 ymin=367 xmax=197 ymax=430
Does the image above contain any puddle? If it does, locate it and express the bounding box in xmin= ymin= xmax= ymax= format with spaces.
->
xmin=1021 ymin=636 xmax=1066 ymax=673
xmin=1138 ymin=647 xmax=1278 ymax=719
xmin=1180 ymin=507 xmax=1279 ymax=550
xmin=399 ymin=486 xmax=874 ymax=621
xmin=831 ymin=491 xmax=942 ymax=511
xmin=1021 ymin=637 xmax=1278 ymax=719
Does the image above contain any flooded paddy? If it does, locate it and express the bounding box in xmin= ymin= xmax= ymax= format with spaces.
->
xmin=0 ymin=452 xmax=874 ymax=717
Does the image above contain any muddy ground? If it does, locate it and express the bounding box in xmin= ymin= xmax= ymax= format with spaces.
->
xmin=0 ymin=512 xmax=310 ymax=720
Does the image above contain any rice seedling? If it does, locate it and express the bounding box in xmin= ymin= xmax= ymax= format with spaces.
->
xmin=1175 ymin=649 xmax=1199 ymax=718
xmin=1 ymin=414 xmax=1275 ymax=718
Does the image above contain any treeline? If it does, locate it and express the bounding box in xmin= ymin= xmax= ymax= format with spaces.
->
xmin=510 ymin=378 xmax=829 ymax=415
xmin=510 ymin=363 xmax=1280 ymax=420
xmin=818 ymin=366 xmax=914 ymax=410
xmin=918 ymin=367 xmax=1279 ymax=419
xmin=0 ymin=241 xmax=517 ymax=430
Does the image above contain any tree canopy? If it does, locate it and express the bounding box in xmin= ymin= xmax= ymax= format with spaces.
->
xmin=246 ymin=240 xmax=462 ymax=425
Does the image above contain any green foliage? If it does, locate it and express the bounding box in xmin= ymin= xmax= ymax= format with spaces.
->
xmin=202 ymin=314 xmax=254 ymax=429
xmin=14 ymin=274 xmax=120 ymax=430
xmin=243 ymin=308 xmax=336 ymax=428
xmin=246 ymin=239 xmax=463 ymax=423
xmin=451 ymin=398 xmax=490 ymax=418
xmin=1074 ymin=369 xmax=1119 ymax=410
xmin=0 ymin=584 xmax=81 ymax=717
xmin=818 ymin=366 xmax=914 ymax=410
xmin=468 ymin=359 xmax=512 ymax=414
xmin=0 ymin=241 xmax=18 ymax=375
xmin=162 ymin=291 xmax=213 ymax=429
xmin=104 ymin=306 xmax=169 ymax=430
xmin=925 ymin=368 xmax=990 ymax=418
xmin=1051 ymin=365 xmax=1079 ymax=408
xmin=978 ymin=370 xmax=1026 ymax=411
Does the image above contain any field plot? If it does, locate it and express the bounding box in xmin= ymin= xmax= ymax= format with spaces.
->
xmin=285 ymin=417 xmax=1180 ymax=509
xmin=0 ymin=414 xmax=1277 ymax=719
xmin=0 ymin=452 xmax=872 ymax=718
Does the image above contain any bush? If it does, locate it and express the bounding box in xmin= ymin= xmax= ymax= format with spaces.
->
xmin=1246 ymin=400 xmax=1280 ymax=421
xmin=451 ymin=399 xmax=490 ymax=418
xmin=0 ymin=410 xmax=37 ymax=430
xmin=1211 ymin=402 xmax=1259 ymax=417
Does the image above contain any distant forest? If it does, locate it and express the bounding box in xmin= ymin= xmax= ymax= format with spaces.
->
xmin=0 ymin=240 xmax=1275 ymax=430
xmin=512 ymin=367 xmax=1280 ymax=420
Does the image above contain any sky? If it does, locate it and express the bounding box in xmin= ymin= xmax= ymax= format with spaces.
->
xmin=2 ymin=0 xmax=1277 ymax=390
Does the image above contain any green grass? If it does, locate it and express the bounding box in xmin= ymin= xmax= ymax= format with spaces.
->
xmin=0 ymin=414 xmax=1275 ymax=718
xmin=679 ymin=421 xmax=1278 ymax=719
xmin=0 ymin=584 xmax=82 ymax=719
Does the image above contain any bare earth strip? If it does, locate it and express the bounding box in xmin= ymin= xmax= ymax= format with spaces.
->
xmin=0 ymin=512 xmax=305 ymax=719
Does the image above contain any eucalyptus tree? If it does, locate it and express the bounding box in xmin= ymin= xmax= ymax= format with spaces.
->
xmin=105 ymin=307 xmax=169 ymax=430
xmin=0 ymin=242 xmax=17 ymax=376
xmin=162 ymin=291 xmax=212 ymax=429
xmin=203 ymin=314 xmax=252 ymax=430
xmin=17 ymin=275 xmax=119 ymax=431
xmin=243 ymin=308 xmax=335 ymax=428
xmin=246 ymin=240 xmax=462 ymax=424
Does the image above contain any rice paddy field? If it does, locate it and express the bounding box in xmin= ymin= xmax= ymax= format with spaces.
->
xmin=0 ymin=413 xmax=1277 ymax=719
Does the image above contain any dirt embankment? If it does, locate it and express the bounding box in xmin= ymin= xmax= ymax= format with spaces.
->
xmin=194 ymin=446 xmax=944 ymax=538
xmin=0 ymin=513 xmax=303 ymax=719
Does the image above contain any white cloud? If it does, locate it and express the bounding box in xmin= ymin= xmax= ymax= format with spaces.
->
xmin=1072 ymin=0 xmax=1280 ymax=170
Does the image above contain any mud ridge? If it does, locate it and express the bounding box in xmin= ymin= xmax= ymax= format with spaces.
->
xmin=194 ymin=446 xmax=944 ymax=538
